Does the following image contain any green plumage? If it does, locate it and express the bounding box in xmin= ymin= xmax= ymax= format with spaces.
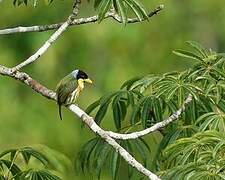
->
xmin=56 ymin=74 xmax=77 ymax=120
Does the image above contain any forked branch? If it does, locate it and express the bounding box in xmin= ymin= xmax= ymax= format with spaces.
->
xmin=11 ymin=0 xmax=82 ymax=72
xmin=0 ymin=65 xmax=161 ymax=180
xmin=0 ymin=5 xmax=164 ymax=35
xmin=106 ymin=94 xmax=192 ymax=140
xmin=0 ymin=64 xmax=193 ymax=179
xmin=0 ymin=2 xmax=168 ymax=179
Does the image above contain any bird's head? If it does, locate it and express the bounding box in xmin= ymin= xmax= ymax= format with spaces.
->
xmin=71 ymin=70 xmax=92 ymax=89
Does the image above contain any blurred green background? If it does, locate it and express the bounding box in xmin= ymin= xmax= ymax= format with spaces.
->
xmin=0 ymin=0 xmax=225 ymax=179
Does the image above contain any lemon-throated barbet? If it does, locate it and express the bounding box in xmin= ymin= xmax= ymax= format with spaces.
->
xmin=56 ymin=70 xmax=92 ymax=120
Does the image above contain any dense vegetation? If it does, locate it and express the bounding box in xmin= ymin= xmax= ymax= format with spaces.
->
xmin=0 ymin=0 xmax=225 ymax=180
xmin=77 ymin=42 xmax=225 ymax=179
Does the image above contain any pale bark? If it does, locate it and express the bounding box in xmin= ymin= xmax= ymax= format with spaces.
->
xmin=0 ymin=5 xmax=164 ymax=35
xmin=0 ymin=65 xmax=161 ymax=180
xmin=106 ymin=94 xmax=192 ymax=139
xmin=0 ymin=3 xmax=169 ymax=179
xmin=11 ymin=0 xmax=82 ymax=71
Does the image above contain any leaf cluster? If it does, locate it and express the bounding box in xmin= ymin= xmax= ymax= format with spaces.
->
xmin=77 ymin=41 xmax=225 ymax=179
xmin=93 ymin=0 xmax=148 ymax=23
xmin=75 ymin=137 xmax=150 ymax=179
xmin=160 ymin=131 xmax=225 ymax=179
xmin=12 ymin=0 xmax=149 ymax=24
xmin=0 ymin=146 xmax=61 ymax=180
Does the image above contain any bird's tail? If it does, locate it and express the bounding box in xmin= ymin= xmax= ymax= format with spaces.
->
xmin=58 ymin=105 xmax=63 ymax=120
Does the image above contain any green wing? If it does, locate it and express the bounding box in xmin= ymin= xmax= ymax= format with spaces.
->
xmin=56 ymin=78 xmax=77 ymax=105
xmin=56 ymin=76 xmax=77 ymax=120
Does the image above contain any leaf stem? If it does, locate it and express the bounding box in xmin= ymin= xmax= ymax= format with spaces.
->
xmin=5 ymin=151 xmax=19 ymax=180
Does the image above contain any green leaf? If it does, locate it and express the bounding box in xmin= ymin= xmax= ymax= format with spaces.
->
xmin=132 ymin=139 xmax=148 ymax=166
xmin=112 ymin=92 xmax=127 ymax=130
xmin=95 ymin=144 xmax=111 ymax=179
xmin=110 ymin=150 xmax=120 ymax=180
xmin=0 ymin=149 xmax=15 ymax=159
xmin=124 ymin=141 xmax=134 ymax=178
xmin=153 ymin=98 xmax=163 ymax=122
xmin=0 ymin=159 xmax=21 ymax=180
xmin=130 ymin=74 xmax=158 ymax=92
xmin=217 ymin=99 xmax=225 ymax=112
xmin=124 ymin=0 xmax=143 ymax=21
xmin=99 ymin=91 xmax=117 ymax=105
xmin=186 ymin=41 xmax=208 ymax=58
xmin=139 ymin=138 xmax=151 ymax=154
xmin=119 ymin=100 xmax=127 ymax=120
xmin=141 ymin=97 xmax=152 ymax=129
xmin=130 ymin=97 xmax=146 ymax=125
xmin=21 ymin=151 xmax=31 ymax=164
xmin=10 ymin=150 xmax=17 ymax=161
xmin=95 ymin=101 xmax=110 ymax=125
xmin=127 ymin=91 xmax=135 ymax=106
xmin=112 ymin=94 xmax=123 ymax=130
xmin=98 ymin=0 xmax=112 ymax=22
xmin=94 ymin=0 xmax=102 ymax=9
xmin=128 ymin=0 xmax=148 ymax=19
xmin=75 ymin=137 xmax=99 ymax=173
xmin=112 ymin=0 xmax=118 ymax=12
xmin=0 ymin=174 xmax=5 ymax=180
xmin=20 ymin=147 xmax=49 ymax=166
xmin=116 ymin=0 xmax=127 ymax=24
xmin=173 ymin=49 xmax=203 ymax=62
xmin=85 ymin=99 xmax=100 ymax=114
xmin=120 ymin=76 xmax=142 ymax=90
xmin=21 ymin=169 xmax=60 ymax=180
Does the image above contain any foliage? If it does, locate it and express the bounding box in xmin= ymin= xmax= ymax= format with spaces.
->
xmin=12 ymin=0 xmax=53 ymax=6
xmin=2 ymin=0 xmax=225 ymax=179
xmin=75 ymin=41 xmax=225 ymax=179
xmin=12 ymin=0 xmax=148 ymax=23
xmin=160 ymin=131 xmax=225 ymax=179
xmin=75 ymin=137 xmax=150 ymax=179
xmin=0 ymin=146 xmax=62 ymax=180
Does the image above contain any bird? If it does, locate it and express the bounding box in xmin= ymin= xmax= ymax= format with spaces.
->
xmin=56 ymin=69 xmax=92 ymax=120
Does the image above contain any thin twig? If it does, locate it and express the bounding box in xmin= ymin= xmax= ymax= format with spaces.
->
xmin=106 ymin=94 xmax=193 ymax=140
xmin=11 ymin=0 xmax=82 ymax=72
xmin=0 ymin=4 xmax=164 ymax=35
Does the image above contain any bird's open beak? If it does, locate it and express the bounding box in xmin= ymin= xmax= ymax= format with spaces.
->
xmin=84 ymin=78 xmax=93 ymax=84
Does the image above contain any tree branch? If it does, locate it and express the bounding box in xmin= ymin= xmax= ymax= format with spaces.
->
xmin=72 ymin=0 xmax=81 ymax=17
xmin=0 ymin=4 xmax=164 ymax=35
xmin=0 ymin=65 xmax=56 ymax=100
xmin=0 ymin=2 xmax=166 ymax=179
xmin=11 ymin=0 xmax=82 ymax=72
xmin=106 ymin=94 xmax=193 ymax=140
xmin=0 ymin=65 xmax=161 ymax=180
xmin=11 ymin=21 xmax=70 ymax=71
xmin=69 ymin=105 xmax=160 ymax=180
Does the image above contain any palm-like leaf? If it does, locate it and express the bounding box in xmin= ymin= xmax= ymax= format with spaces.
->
xmin=20 ymin=169 xmax=60 ymax=180
xmin=0 ymin=147 xmax=61 ymax=180
xmin=76 ymin=137 xmax=151 ymax=179
xmin=161 ymin=131 xmax=225 ymax=178
xmin=94 ymin=0 xmax=148 ymax=23
xmin=84 ymin=41 xmax=225 ymax=179
xmin=196 ymin=112 xmax=225 ymax=132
